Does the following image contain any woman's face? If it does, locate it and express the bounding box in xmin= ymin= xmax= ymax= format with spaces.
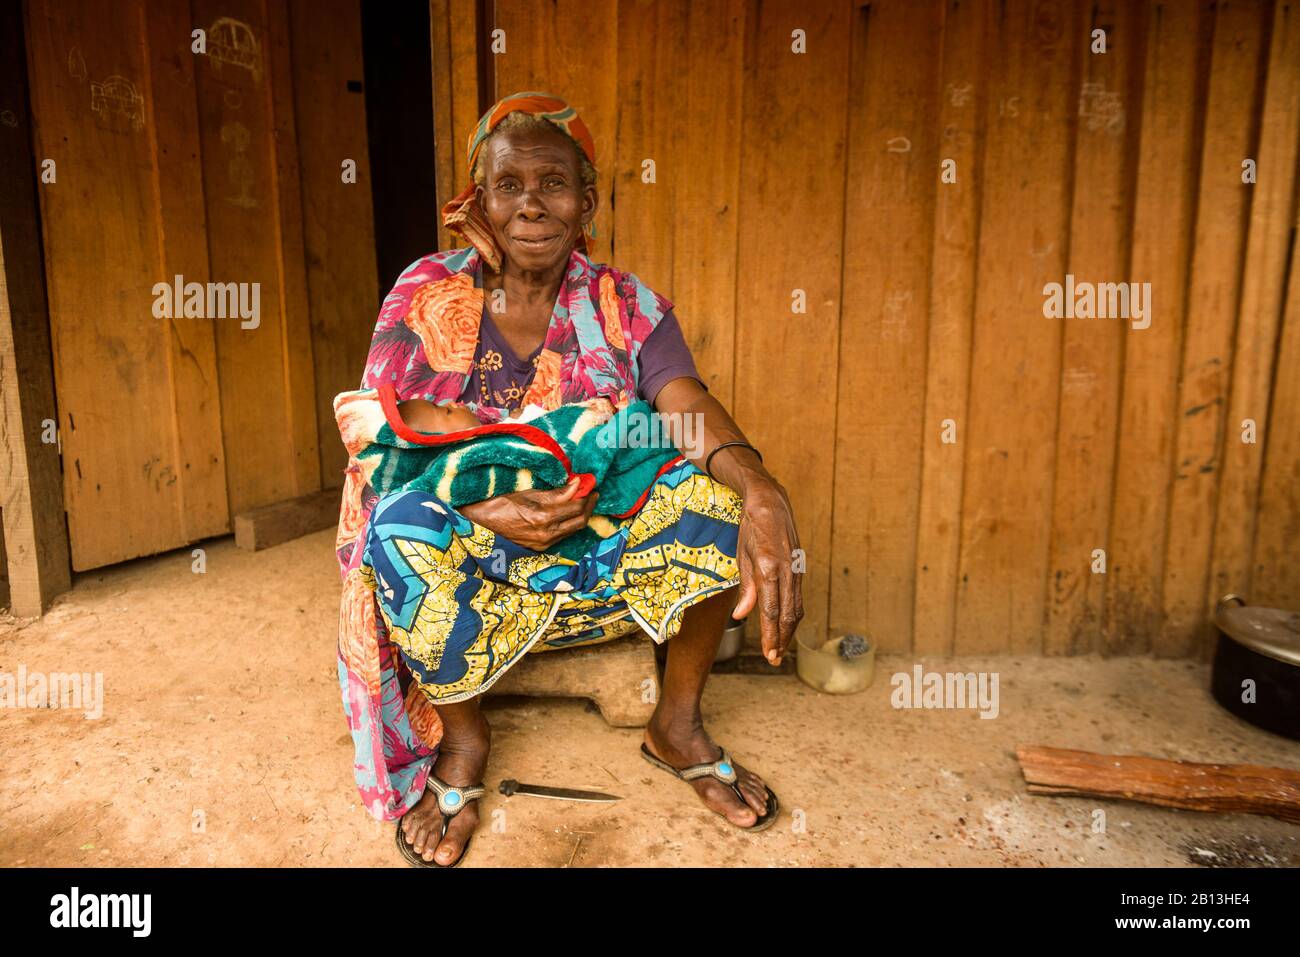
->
xmin=475 ymin=124 xmax=597 ymax=274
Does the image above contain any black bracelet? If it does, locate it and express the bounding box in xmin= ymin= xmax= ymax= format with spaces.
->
xmin=705 ymin=441 xmax=763 ymax=480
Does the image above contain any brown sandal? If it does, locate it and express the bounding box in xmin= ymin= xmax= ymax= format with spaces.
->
xmin=395 ymin=773 xmax=486 ymax=868
xmin=640 ymin=743 xmax=780 ymax=832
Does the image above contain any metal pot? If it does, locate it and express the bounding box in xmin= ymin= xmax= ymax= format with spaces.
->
xmin=1210 ymin=595 xmax=1300 ymax=741
xmin=715 ymin=618 xmax=745 ymax=663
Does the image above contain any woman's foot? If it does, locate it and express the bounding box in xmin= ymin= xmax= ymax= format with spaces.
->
xmin=400 ymin=707 xmax=490 ymax=865
xmin=643 ymin=712 xmax=770 ymax=828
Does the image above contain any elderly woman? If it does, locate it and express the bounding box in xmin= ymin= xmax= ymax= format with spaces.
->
xmin=334 ymin=92 xmax=803 ymax=867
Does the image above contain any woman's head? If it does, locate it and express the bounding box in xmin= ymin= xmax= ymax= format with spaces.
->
xmin=441 ymin=92 xmax=599 ymax=272
xmin=472 ymin=112 xmax=598 ymax=273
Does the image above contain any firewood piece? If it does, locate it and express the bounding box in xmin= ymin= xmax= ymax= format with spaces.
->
xmin=1015 ymin=746 xmax=1300 ymax=824
xmin=234 ymin=489 xmax=339 ymax=552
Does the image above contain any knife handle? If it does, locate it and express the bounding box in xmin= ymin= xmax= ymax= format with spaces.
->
xmin=499 ymin=778 xmax=518 ymax=796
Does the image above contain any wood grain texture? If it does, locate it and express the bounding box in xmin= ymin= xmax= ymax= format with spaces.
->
xmin=265 ymin=0 xmax=321 ymax=497
xmin=191 ymin=0 xmax=321 ymax=516
xmin=914 ymin=0 xmax=987 ymax=655
xmin=289 ymin=0 xmax=379 ymax=489
xmin=668 ymin=0 xmax=745 ymax=409
xmin=1044 ymin=0 xmax=1145 ymax=655
xmin=1207 ymin=0 xmax=1300 ymax=610
xmin=1252 ymin=188 xmax=1300 ymax=608
xmin=1017 ymin=745 xmax=1300 ymax=823
xmin=491 ymin=0 xmax=618 ymax=262
xmin=143 ymin=0 xmax=230 ymax=543
xmin=233 ymin=487 xmax=340 ymax=550
xmin=830 ymin=0 xmax=944 ymax=654
xmin=434 ymin=0 xmax=1300 ymax=656
xmin=612 ymin=0 xmax=687 ymax=295
xmin=732 ymin=0 xmax=852 ymax=645
xmin=954 ymin=0 xmax=1080 ymax=654
xmin=26 ymin=0 xmax=207 ymax=569
xmin=0 ymin=0 xmax=71 ymax=614
xmin=1159 ymin=0 xmax=1269 ymax=657
xmin=1106 ymin=0 xmax=1210 ymax=655
xmin=430 ymin=0 xmax=483 ymax=253
xmin=20 ymin=0 xmax=1298 ymax=644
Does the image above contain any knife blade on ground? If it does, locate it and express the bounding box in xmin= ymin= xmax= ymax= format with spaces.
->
xmin=498 ymin=779 xmax=622 ymax=802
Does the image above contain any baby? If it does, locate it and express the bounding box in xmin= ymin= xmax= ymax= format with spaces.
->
xmin=396 ymin=398 xmax=547 ymax=433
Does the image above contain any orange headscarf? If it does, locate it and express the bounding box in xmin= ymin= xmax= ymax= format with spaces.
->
xmin=440 ymin=91 xmax=597 ymax=272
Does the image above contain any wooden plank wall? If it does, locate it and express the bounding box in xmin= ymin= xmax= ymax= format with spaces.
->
xmin=463 ymin=0 xmax=1300 ymax=657
xmin=23 ymin=0 xmax=376 ymax=569
xmin=289 ymin=0 xmax=379 ymax=487
xmin=0 ymin=0 xmax=72 ymax=615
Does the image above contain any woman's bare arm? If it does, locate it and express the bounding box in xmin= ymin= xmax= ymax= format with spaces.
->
xmin=652 ymin=376 xmax=804 ymax=664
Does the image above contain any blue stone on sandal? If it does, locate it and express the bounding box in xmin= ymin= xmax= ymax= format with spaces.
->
xmin=718 ymin=763 xmax=733 ymax=775
xmin=445 ymin=792 xmax=461 ymax=805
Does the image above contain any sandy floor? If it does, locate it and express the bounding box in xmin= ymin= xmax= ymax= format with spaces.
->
xmin=1 ymin=529 xmax=1297 ymax=868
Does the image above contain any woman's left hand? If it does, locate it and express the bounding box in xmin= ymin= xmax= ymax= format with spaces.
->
xmin=731 ymin=476 xmax=803 ymax=665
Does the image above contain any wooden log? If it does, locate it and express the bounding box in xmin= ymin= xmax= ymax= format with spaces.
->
xmin=1016 ymin=745 xmax=1300 ymax=824
xmin=234 ymin=488 xmax=340 ymax=551
xmin=486 ymin=636 xmax=658 ymax=728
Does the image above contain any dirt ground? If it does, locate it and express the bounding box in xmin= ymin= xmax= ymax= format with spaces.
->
xmin=1 ymin=529 xmax=1297 ymax=868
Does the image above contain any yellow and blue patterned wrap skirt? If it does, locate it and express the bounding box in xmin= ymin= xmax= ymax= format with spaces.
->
xmin=361 ymin=458 xmax=741 ymax=705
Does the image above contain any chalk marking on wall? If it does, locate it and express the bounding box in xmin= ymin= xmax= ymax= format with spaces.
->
xmin=208 ymin=17 xmax=262 ymax=84
xmin=90 ymin=75 xmax=144 ymax=133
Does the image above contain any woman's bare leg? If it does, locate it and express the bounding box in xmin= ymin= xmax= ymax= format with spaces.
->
xmin=399 ymin=698 xmax=490 ymax=864
xmin=643 ymin=589 xmax=771 ymax=827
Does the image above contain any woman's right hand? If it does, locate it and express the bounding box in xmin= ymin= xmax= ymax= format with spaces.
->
xmin=458 ymin=477 xmax=599 ymax=551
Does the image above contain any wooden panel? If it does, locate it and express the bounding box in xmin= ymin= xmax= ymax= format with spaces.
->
xmin=407 ymin=0 xmax=1300 ymax=654
xmin=732 ymin=0 xmax=853 ymax=645
xmin=25 ymin=0 xmax=229 ymax=570
xmin=265 ymin=0 xmax=321 ymax=496
xmin=449 ymin=0 xmax=483 ymax=196
xmin=491 ymin=0 xmax=618 ymax=262
xmin=1207 ymin=0 xmax=1300 ymax=607
xmin=1159 ymin=0 xmax=1269 ymax=657
xmin=668 ymin=0 xmax=745 ymax=408
xmin=914 ymin=0 xmax=986 ymax=655
xmin=144 ymin=0 xmax=230 ymax=543
xmin=289 ymin=0 xmax=379 ymax=488
xmin=1044 ymin=0 xmax=1145 ymax=654
xmin=829 ymin=0 xmax=944 ymax=654
xmin=1105 ymin=0 xmax=1210 ymax=654
xmin=953 ymin=0 xmax=1080 ymax=654
xmin=0 ymin=0 xmax=71 ymax=615
xmin=431 ymin=0 xmax=459 ymax=251
xmin=191 ymin=0 xmax=319 ymax=515
xmin=612 ymin=0 xmax=688 ymax=293
xmin=1253 ymin=195 xmax=1300 ymax=606
xmin=429 ymin=0 xmax=483 ymax=254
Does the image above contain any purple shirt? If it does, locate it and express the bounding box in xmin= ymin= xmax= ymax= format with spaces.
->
xmin=458 ymin=306 xmax=703 ymax=411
